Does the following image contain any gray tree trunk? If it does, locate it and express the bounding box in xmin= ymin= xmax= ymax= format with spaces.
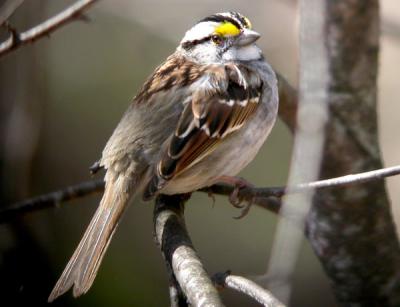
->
xmin=306 ymin=1 xmax=400 ymax=305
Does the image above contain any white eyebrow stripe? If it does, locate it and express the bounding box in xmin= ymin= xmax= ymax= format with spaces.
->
xmin=181 ymin=22 xmax=218 ymax=43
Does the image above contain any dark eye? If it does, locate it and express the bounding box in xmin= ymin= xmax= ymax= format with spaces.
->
xmin=211 ymin=35 xmax=223 ymax=45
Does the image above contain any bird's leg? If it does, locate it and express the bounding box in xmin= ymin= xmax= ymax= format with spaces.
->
xmin=214 ymin=176 xmax=254 ymax=208
xmin=89 ymin=161 xmax=103 ymax=175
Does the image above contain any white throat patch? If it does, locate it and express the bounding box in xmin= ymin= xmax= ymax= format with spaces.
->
xmin=223 ymin=45 xmax=262 ymax=61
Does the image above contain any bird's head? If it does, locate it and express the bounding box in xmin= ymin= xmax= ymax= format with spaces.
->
xmin=178 ymin=12 xmax=262 ymax=64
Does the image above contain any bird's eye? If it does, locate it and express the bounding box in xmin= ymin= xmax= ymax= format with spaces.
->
xmin=211 ymin=35 xmax=223 ymax=45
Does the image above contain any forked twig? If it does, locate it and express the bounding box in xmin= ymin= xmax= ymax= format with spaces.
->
xmin=0 ymin=0 xmax=98 ymax=57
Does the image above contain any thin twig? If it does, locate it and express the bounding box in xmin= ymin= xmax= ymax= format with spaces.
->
xmin=204 ymin=164 xmax=400 ymax=210
xmin=0 ymin=0 xmax=98 ymax=57
xmin=2 ymin=165 xmax=400 ymax=224
xmin=154 ymin=194 xmax=223 ymax=306
xmin=0 ymin=179 xmax=104 ymax=223
xmin=213 ymin=271 xmax=285 ymax=307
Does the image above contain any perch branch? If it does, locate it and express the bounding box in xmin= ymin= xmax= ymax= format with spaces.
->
xmin=154 ymin=194 xmax=223 ymax=306
xmin=2 ymin=165 xmax=400 ymax=224
xmin=213 ymin=271 xmax=285 ymax=307
xmin=206 ymin=164 xmax=400 ymax=199
xmin=0 ymin=179 xmax=104 ymax=223
xmin=0 ymin=0 xmax=98 ymax=57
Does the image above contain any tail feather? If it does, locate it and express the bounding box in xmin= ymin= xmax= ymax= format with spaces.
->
xmin=48 ymin=177 xmax=133 ymax=302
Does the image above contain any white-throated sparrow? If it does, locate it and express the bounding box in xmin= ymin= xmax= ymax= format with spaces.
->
xmin=49 ymin=11 xmax=278 ymax=301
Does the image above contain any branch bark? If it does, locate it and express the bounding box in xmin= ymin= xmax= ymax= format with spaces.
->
xmin=213 ymin=271 xmax=285 ymax=307
xmin=2 ymin=164 xmax=400 ymax=224
xmin=0 ymin=179 xmax=104 ymax=223
xmin=306 ymin=1 xmax=400 ymax=305
xmin=276 ymin=73 xmax=298 ymax=132
xmin=0 ymin=0 xmax=98 ymax=57
xmin=153 ymin=194 xmax=224 ymax=307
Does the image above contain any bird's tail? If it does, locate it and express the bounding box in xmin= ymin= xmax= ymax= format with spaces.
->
xmin=48 ymin=176 xmax=134 ymax=302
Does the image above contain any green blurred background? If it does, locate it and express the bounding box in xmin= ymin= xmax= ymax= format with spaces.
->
xmin=1 ymin=1 xmax=399 ymax=306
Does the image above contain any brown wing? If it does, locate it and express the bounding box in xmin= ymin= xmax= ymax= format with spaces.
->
xmin=134 ymin=54 xmax=205 ymax=105
xmin=143 ymin=63 xmax=263 ymax=200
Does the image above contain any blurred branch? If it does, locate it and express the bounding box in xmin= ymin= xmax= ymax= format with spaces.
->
xmin=306 ymin=1 xmax=400 ymax=305
xmin=2 ymin=165 xmax=400 ymax=224
xmin=265 ymin=0 xmax=330 ymax=302
xmin=0 ymin=0 xmax=98 ymax=58
xmin=153 ymin=194 xmax=223 ymax=306
xmin=276 ymin=73 xmax=297 ymax=132
xmin=0 ymin=0 xmax=25 ymax=26
xmin=382 ymin=18 xmax=400 ymax=41
xmin=213 ymin=271 xmax=285 ymax=307
xmin=0 ymin=179 xmax=104 ymax=223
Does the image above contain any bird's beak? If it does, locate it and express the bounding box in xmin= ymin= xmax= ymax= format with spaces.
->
xmin=235 ymin=29 xmax=261 ymax=46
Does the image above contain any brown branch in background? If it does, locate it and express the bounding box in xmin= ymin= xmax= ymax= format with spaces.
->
xmin=0 ymin=0 xmax=25 ymax=26
xmin=213 ymin=271 xmax=285 ymax=307
xmin=154 ymin=194 xmax=224 ymax=306
xmin=0 ymin=179 xmax=104 ymax=223
xmin=276 ymin=73 xmax=297 ymax=132
xmin=307 ymin=1 xmax=400 ymax=305
xmin=0 ymin=0 xmax=98 ymax=58
xmin=2 ymin=164 xmax=400 ymax=224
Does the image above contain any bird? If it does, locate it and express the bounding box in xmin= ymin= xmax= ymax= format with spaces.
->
xmin=48 ymin=11 xmax=278 ymax=301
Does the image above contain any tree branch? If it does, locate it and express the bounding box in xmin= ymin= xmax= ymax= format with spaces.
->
xmin=213 ymin=271 xmax=285 ymax=307
xmin=305 ymin=1 xmax=400 ymax=305
xmin=0 ymin=0 xmax=98 ymax=58
xmin=2 ymin=165 xmax=400 ymax=224
xmin=154 ymin=194 xmax=223 ymax=306
xmin=276 ymin=73 xmax=297 ymax=132
xmin=0 ymin=179 xmax=104 ymax=223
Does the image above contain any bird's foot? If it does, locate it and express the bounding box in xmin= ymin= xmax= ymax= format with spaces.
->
xmin=214 ymin=176 xmax=254 ymax=210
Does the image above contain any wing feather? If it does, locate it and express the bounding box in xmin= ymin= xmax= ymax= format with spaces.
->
xmin=142 ymin=63 xmax=263 ymax=200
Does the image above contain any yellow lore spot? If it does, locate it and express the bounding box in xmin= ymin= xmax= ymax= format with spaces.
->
xmin=214 ymin=22 xmax=241 ymax=37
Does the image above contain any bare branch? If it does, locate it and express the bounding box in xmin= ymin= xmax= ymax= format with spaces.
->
xmin=306 ymin=1 xmax=400 ymax=305
xmin=154 ymin=194 xmax=223 ymax=307
xmin=0 ymin=0 xmax=98 ymax=57
xmin=204 ymin=164 xmax=400 ymax=214
xmin=276 ymin=73 xmax=297 ymax=132
xmin=265 ymin=0 xmax=330 ymax=302
xmin=0 ymin=179 xmax=104 ymax=223
xmin=2 ymin=165 xmax=400 ymax=224
xmin=213 ymin=271 xmax=285 ymax=307
xmin=168 ymin=283 xmax=187 ymax=307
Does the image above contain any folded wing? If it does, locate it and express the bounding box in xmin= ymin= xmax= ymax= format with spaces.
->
xmin=143 ymin=63 xmax=263 ymax=199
